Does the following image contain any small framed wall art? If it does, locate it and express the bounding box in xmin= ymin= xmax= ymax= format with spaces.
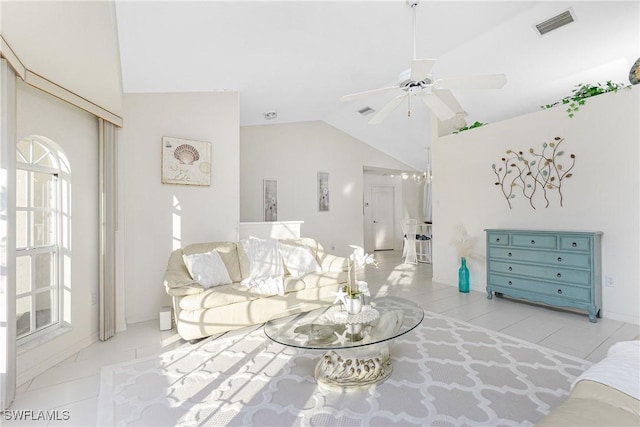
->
xmin=318 ymin=172 xmax=329 ymax=212
xmin=161 ymin=137 xmax=211 ymax=186
xmin=263 ymin=179 xmax=278 ymax=221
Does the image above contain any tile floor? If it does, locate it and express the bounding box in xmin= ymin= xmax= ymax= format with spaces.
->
xmin=5 ymin=250 xmax=639 ymax=426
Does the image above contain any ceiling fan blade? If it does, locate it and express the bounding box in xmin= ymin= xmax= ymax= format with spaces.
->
xmin=432 ymin=89 xmax=466 ymax=115
xmin=340 ymin=85 xmax=400 ymax=102
xmin=433 ymin=74 xmax=507 ymax=90
xmin=422 ymin=92 xmax=456 ymax=120
xmin=410 ymin=58 xmax=436 ymax=81
xmin=368 ymin=93 xmax=407 ymax=124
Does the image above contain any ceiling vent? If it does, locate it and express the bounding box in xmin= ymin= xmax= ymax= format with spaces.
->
xmin=358 ymin=106 xmax=376 ymax=116
xmin=535 ymin=9 xmax=575 ymax=36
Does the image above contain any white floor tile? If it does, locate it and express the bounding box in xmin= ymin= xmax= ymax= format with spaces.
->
xmin=6 ymin=249 xmax=637 ymax=421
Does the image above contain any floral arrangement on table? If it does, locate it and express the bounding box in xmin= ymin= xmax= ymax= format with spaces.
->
xmin=334 ymin=246 xmax=378 ymax=311
xmin=450 ymin=224 xmax=477 ymax=260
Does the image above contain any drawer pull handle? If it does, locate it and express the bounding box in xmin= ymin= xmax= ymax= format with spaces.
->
xmin=557 ymin=289 xmax=563 ymax=294
xmin=508 ymin=266 xmax=513 ymax=271
xmin=557 ymin=273 xmax=562 ymax=278
xmin=508 ymin=281 xmax=512 ymax=286
xmin=508 ymin=252 xmax=513 ymax=257
xmin=572 ymin=242 xmax=577 ymax=247
xmin=496 ymin=238 xmax=500 ymax=242
xmin=557 ymin=257 xmax=562 ymax=262
xmin=531 ymin=239 xmax=535 ymax=245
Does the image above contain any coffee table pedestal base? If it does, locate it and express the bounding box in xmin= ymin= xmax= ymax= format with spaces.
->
xmin=314 ymin=347 xmax=392 ymax=391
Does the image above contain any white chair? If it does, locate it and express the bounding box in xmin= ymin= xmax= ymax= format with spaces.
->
xmin=416 ymin=222 xmax=432 ymax=263
xmin=401 ymin=219 xmax=418 ymax=264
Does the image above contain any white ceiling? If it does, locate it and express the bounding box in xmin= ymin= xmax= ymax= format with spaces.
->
xmin=3 ymin=1 xmax=639 ymax=172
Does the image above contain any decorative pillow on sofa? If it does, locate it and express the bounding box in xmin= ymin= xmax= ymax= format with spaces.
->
xmin=278 ymin=243 xmax=321 ymax=277
xmin=182 ymin=250 xmax=232 ymax=289
xmin=239 ymin=237 xmax=285 ymax=296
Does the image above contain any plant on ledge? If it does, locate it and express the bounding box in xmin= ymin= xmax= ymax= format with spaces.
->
xmin=541 ymin=81 xmax=629 ymax=118
xmin=492 ymin=136 xmax=576 ymax=209
xmin=453 ymin=121 xmax=486 ymax=134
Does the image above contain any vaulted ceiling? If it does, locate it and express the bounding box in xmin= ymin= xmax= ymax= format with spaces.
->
xmin=3 ymin=1 xmax=639 ymax=172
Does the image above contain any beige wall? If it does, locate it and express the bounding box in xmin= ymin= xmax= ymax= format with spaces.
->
xmin=118 ymin=91 xmax=240 ymax=325
xmin=432 ymin=86 xmax=640 ymax=324
xmin=240 ymin=121 xmax=419 ymax=256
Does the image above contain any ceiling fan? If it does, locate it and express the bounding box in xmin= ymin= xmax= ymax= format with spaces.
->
xmin=341 ymin=0 xmax=507 ymax=124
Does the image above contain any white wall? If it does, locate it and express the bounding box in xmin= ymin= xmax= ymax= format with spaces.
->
xmin=432 ymin=86 xmax=640 ymax=324
xmin=118 ymin=92 xmax=239 ymax=325
xmin=240 ymin=121 xmax=418 ymax=256
xmin=16 ymin=81 xmax=100 ymax=384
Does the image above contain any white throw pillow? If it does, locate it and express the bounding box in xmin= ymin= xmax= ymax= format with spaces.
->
xmin=240 ymin=237 xmax=285 ymax=296
xmin=183 ymin=250 xmax=232 ymax=289
xmin=279 ymin=243 xmax=321 ymax=277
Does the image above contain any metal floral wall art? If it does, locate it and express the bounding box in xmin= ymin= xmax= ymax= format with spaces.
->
xmin=162 ymin=137 xmax=211 ymax=186
xmin=492 ymin=136 xmax=575 ymax=209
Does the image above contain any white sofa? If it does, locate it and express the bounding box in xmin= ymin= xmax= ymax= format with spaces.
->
xmin=163 ymin=237 xmax=349 ymax=341
xmin=537 ymin=340 xmax=640 ymax=426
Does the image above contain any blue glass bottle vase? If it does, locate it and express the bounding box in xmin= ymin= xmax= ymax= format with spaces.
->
xmin=458 ymin=257 xmax=470 ymax=293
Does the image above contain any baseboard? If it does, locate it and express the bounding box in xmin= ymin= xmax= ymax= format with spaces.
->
xmin=16 ymin=332 xmax=99 ymax=387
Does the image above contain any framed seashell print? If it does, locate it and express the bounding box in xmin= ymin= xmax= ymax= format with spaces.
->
xmin=161 ymin=137 xmax=212 ymax=186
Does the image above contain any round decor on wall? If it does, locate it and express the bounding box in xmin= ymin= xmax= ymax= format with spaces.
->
xmin=630 ymin=57 xmax=640 ymax=85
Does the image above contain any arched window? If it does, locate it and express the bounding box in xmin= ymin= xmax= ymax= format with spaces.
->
xmin=15 ymin=136 xmax=70 ymax=341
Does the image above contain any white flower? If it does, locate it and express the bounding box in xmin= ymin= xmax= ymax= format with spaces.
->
xmin=348 ymin=245 xmax=379 ymax=268
xmin=357 ymin=281 xmax=370 ymax=296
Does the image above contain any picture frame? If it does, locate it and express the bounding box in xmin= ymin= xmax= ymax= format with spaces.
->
xmin=318 ymin=172 xmax=329 ymax=212
xmin=263 ymin=179 xmax=278 ymax=221
xmin=161 ymin=137 xmax=211 ymax=186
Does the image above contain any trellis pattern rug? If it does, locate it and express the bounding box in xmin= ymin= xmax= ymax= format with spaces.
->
xmin=97 ymin=311 xmax=592 ymax=426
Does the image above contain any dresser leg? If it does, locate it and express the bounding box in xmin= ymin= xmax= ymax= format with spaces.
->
xmin=486 ymin=289 xmax=493 ymax=300
xmin=588 ymin=306 xmax=598 ymax=323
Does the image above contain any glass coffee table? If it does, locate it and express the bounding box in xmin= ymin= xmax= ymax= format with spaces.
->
xmin=264 ymin=296 xmax=424 ymax=391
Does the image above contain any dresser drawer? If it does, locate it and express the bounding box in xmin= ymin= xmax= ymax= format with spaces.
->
xmin=487 ymin=247 xmax=591 ymax=269
xmin=559 ymin=236 xmax=591 ymax=251
xmin=487 ymin=260 xmax=591 ymax=285
xmin=488 ymin=274 xmax=590 ymax=302
xmin=511 ymin=233 xmax=557 ymax=249
xmin=487 ymin=232 xmax=510 ymax=246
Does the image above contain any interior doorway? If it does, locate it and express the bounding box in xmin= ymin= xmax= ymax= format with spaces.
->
xmin=372 ymin=185 xmax=395 ymax=250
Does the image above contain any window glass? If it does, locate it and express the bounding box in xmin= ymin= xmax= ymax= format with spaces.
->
xmin=16 ymin=211 xmax=28 ymax=249
xmin=35 ymin=253 xmax=54 ymax=290
xmin=16 ymin=256 xmax=31 ymax=295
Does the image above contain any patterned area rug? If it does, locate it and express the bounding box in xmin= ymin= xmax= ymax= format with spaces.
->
xmin=97 ymin=311 xmax=591 ymax=426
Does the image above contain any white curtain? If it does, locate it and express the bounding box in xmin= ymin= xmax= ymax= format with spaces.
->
xmin=99 ymin=119 xmax=117 ymax=341
xmin=0 ymin=59 xmax=17 ymax=410
xmin=423 ymin=180 xmax=432 ymax=223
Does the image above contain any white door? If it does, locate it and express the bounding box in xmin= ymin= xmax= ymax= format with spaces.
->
xmin=372 ymin=186 xmax=395 ymax=250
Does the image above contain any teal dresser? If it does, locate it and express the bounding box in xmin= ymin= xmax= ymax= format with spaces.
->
xmin=485 ymin=229 xmax=602 ymax=322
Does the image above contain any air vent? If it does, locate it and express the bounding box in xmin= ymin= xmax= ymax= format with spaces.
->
xmin=535 ymin=9 xmax=575 ymax=36
xmin=358 ymin=106 xmax=376 ymax=116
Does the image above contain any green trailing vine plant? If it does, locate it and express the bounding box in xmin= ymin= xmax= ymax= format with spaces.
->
xmin=541 ymin=81 xmax=629 ymax=118
xmin=492 ymin=136 xmax=575 ymax=210
xmin=454 ymin=121 xmax=485 ymax=134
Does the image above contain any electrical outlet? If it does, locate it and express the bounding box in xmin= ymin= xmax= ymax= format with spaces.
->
xmin=605 ymin=276 xmax=615 ymax=288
